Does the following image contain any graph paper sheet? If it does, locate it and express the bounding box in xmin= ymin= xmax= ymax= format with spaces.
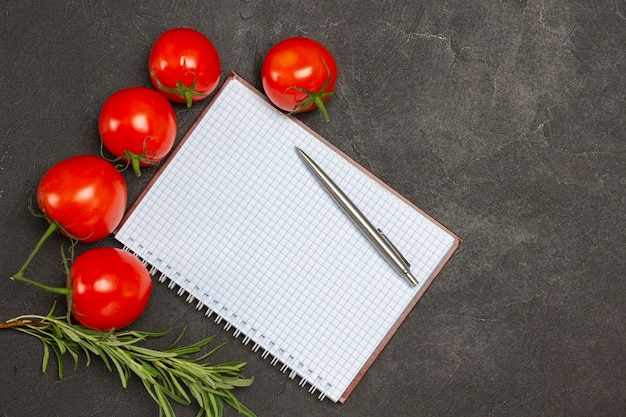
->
xmin=115 ymin=73 xmax=460 ymax=403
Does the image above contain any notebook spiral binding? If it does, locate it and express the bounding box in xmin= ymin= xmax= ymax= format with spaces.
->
xmin=123 ymin=245 xmax=332 ymax=401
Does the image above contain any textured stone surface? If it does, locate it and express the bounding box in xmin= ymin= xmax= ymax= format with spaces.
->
xmin=1 ymin=1 xmax=624 ymax=416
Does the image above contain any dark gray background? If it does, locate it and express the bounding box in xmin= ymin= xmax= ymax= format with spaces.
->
xmin=1 ymin=1 xmax=624 ymax=416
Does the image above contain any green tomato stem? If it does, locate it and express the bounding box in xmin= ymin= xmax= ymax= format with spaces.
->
xmin=311 ymin=91 xmax=334 ymax=123
xmin=12 ymin=221 xmax=59 ymax=279
xmin=131 ymin=157 xmax=142 ymax=177
xmin=10 ymin=273 xmax=70 ymax=295
xmin=125 ymin=150 xmax=143 ymax=177
xmin=183 ymin=88 xmax=194 ymax=109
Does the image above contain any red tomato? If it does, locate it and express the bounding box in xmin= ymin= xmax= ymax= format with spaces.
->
xmin=261 ymin=37 xmax=338 ymax=122
xmin=149 ymin=28 xmax=221 ymax=108
xmin=37 ymin=155 xmax=127 ymax=242
xmin=98 ymin=87 xmax=177 ymax=176
xmin=69 ymin=247 xmax=152 ymax=330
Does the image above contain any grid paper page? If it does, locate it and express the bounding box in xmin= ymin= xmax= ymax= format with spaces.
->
xmin=115 ymin=75 xmax=459 ymax=402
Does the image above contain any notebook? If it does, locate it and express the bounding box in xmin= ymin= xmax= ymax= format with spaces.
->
xmin=114 ymin=72 xmax=461 ymax=403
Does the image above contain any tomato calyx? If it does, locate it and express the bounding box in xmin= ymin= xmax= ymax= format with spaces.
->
xmin=285 ymin=86 xmax=335 ymax=122
xmin=150 ymin=70 xmax=208 ymax=108
xmin=123 ymin=149 xmax=157 ymax=177
xmin=100 ymin=137 xmax=158 ymax=177
xmin=283 ymin=57 xmax=335 ymax=122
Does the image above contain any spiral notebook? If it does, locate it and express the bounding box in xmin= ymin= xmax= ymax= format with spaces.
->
xmin=114 ymin=72 xmax=460 ymax=403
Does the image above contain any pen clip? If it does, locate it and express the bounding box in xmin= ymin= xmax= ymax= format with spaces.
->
xmin=377 ymin=229 xmax=411 ymax=268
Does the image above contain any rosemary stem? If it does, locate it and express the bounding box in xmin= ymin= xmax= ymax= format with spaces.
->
xmin=0 ymin=312 xmax=256 ymax=417
xmin=0 ymin=318 xmax=45 ymax=329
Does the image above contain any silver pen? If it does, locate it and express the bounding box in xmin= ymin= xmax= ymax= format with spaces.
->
xmin=295 ymin=147 xmax=418 ymax=287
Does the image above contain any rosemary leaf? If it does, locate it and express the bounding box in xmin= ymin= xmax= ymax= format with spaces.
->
xmin=42 ymin=343 xmax=50 ymax=373
xmin=222 ymin=376 xmax=255 ymax=388
xmin=82 ymin=345 xmax=93 ymax=367
xmin=156 ymin=366 xmax=192 ymax=405
xmin=53 ymin=344 xmax=64 ymax=379
xmin=101 ymin=344 xmax=131 ymax=388
xmin=66 ymin=344 xmax=80 ymax=371
xmin=126 ymin=345 xmax=179 ymax=359
xmin=97 ymin=345 xmax=113 ymax=372
xmin=169 ymin=335 xmax=219 ymax=358
xmin=154 ymin=385 xmax=176 ymax=417
xmin=50 ymin=333 xmax=67 ymax=355
xmin=166 ymin=327 xmax=188 ymax=350
xmin=208 ymin=388 xmax=223 ymax=416
xmin=192 ymin=340 xmax=227 ymax=362
xmin=188 ymin=382 xmax=209 ymax=410
xmin=224 ymin=394 xmax=257 ymax=417
xmin=60 ymin=325 xmax=83 ymax=343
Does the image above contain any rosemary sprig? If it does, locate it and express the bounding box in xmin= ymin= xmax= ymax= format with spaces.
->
xmin=1 ymin=309 xmax=256 ymax=417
